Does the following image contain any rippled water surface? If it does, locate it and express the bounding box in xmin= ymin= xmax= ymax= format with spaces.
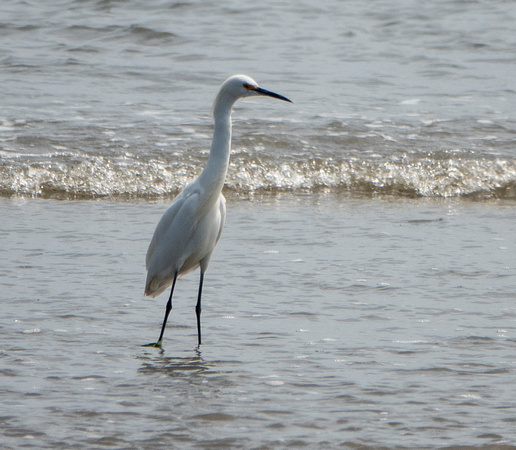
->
xmin=2 ymin=196 xmax=516 ymax=448
xmin=1 ymin=0 xmax=516 ymax=447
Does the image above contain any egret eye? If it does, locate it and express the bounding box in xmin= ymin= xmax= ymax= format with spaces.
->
xmin=243 ymin=83 xmax=257 ymax=91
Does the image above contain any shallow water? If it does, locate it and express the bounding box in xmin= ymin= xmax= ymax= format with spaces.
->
xmin=2 ymin=196 xmax=516 ymax=448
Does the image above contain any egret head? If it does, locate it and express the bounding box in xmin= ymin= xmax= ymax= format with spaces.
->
xmin=213 ymin=75 xmax=292 ymax=116
xmin=237 ymin=74 xmax=292 ymax=102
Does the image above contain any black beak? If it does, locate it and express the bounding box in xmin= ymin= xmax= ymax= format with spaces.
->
xmin=255 ymin=87 xmax=292 ymax=103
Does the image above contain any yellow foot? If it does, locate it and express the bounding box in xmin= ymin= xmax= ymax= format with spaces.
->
xmin=142 ymin=341 xmax=163 ymax=348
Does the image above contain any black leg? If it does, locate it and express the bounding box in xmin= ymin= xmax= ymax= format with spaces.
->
xmin=144 ymin=271 xmax=178 ymax=348
xmin=195 ymin=271 xmax=204 ymax=346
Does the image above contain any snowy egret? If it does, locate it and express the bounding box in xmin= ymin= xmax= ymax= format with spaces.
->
xmin=144 ymin=75 xmax=292 ymax=348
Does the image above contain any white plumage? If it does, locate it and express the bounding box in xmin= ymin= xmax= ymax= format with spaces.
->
xmin=144 ymin=75 xmax=291 ymax=348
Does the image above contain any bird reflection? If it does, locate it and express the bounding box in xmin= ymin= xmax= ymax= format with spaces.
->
xmin=138 ymin=349 xmax=218 ymax=379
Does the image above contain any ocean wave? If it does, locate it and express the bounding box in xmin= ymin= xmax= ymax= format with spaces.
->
xmin=1 ymin=151 xmax=515 ymax=200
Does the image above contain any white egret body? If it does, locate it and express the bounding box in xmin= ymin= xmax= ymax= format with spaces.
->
xmin=144 ymin=75 xmax=291 ymax=348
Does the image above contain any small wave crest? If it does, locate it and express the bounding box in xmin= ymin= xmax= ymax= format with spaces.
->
xmin=1 ymin=150 xmax=514 ymax=200
xmin=228 ymin=155 xmax=516 ymax=199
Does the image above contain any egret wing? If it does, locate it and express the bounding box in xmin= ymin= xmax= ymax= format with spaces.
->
xmin=145 ymin=188 xmax=202 ymax=296
xmin=145 ymin=196 xmax=183 ymax=269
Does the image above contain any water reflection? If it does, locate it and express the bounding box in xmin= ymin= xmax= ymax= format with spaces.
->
xmin=137 ymin=349 xmax=214 ymax=379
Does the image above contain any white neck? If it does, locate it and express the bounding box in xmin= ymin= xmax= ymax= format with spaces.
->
xmin=196 ymin=94 xmax=236 ymax=206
